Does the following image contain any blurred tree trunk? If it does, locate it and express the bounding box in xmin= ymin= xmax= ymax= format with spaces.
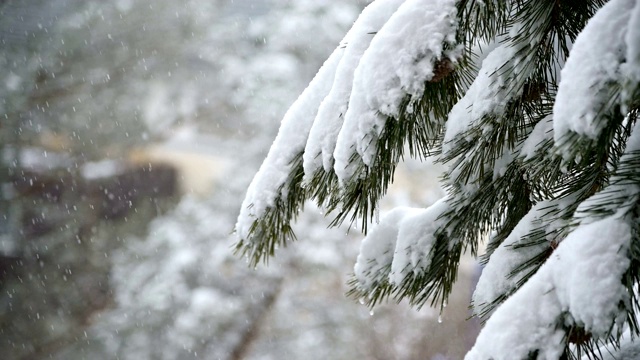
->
xmin=229 ymin=278 xmax=284 ymax=360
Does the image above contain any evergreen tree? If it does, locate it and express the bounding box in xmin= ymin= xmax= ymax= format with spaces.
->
xmin=236 ymin=0 xmax=640 ymax=358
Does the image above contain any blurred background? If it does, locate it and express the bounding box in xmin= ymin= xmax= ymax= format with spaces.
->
xmin=0 ymin=1 xmax=480 ymax=359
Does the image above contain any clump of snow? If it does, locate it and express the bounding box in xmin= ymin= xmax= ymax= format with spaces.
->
xmin=574 ymin=119 xmax=640 ymax=223
xmin=468 ymin=272 xmax=566 ymax=360
xmin=357 ymin=0 xmax=459 ymax=116
xmin=472 ymin=201 xmax=552 ymax=312
xmin=353 ymin=197 xmax=453 ymax=295
xmin=443 ymin=12 xmax=552 ymax=154
xmin=389 ymin=198 xmax=449 ymax=285
xmin=492 ymin=147 xmax=515 ymax=180
xmin=334 ymin=0 xmax=459 ymax=182
xmin=354 ymin=207 xmax=421 ymax=291
xmin=303 ymin=0 xmax=406 ymax=181
xmin=442 ymin=74 xmax=477 ymax=151
xmin=574 ymin=182 xmax=639 ymax=226
xmin=443 ymin=43 xmax=522 ymax=153
xmin=519 ymin=115 xmax=553 ymax=160
xmin=236 ymin=45 xmax=344 ymax=240
xmin=553 ymin=0 xmax=635 ymax=151
xmin=553 ymin=219 xmax=630 ymax=335
xmin=468 ymin=217 xmax=631 ymax=359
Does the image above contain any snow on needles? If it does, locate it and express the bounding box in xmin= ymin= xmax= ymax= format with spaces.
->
xmin=354 ymin=198 xmax=450 ymax=292
xmin=239 ymin=0 xmax=460 ymax=237
xmin=333 ymin=0 xmax=459 ymax=182
xmin=472 ymin=201 xmax=553 ymax=314
xmin=468 ymin=217 xmax=632 ymax=360
xmin=389 ymin=197 xmax=449 ymax=285
xmin=444 ymin=44 xmax=517 ymax=150
xmin=553 ymin=0 xmax=636 ymax=153
xmin=519 ymin=114 xmax=553 ymax=160
xmin=236 ymin=46 xmax=343 ymax=240
xmin=574 ymin=120 xmax=640 ymax=224
xmin=303 ymin=0 xmax=406 ymax=181
xmin=355 ymin=0 xmax=458 ymax=115
xmin=354 ymin=207 xmax=418 ymax=291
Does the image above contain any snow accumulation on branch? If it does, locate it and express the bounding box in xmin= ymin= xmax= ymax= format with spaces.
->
xmin=303 ymin=0 xmax=406 ymax=181
xmin=238 ymin=0 xmax=640 ymax=354
xmin=443 ymin=43 xmax=522 ymax=153
xmin=471 ymin=201 xmax=555 ymax=315
xmin=333 ymin=0 xmax=459 ymax=182
xmin=235 ymin=35 xmax=344 ymax=241
xmin=352 ymin=197 xmax=450 ymax=296
xmin=237 ymin=0 xmax=461 ymax=240
xmin=519 ymin=114 xmax=553 ymax=161
xmin=353 ymin=206 xmax=419 ymax=293
xmin=467 ymin=217 xmax=632 ymax=360
xmin=553 ymin=0 xmax=636 ymax=158
xmin=466 ymin=1 xmax=640 ymax=355
xmin=443 ymin=4 xmax=554 ymax=156
xmin=574 ymin=119 xmax=640 ymax=225
xmin=389 ymin=197 xmax=450 ymax=285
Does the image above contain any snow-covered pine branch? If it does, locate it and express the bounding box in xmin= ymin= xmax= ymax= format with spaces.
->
xmin=348 ymin=198 xmax=452 ymax=308
xmin=237 ymin=0 xmax=640 ymax=358
xmin=468 ymin=216 xmax=633 ymax=360
xmin=553 ymin=0 xmax=637 ymax=161
xmin=234 ymin=36 xmax=344 ymax=263
xmin=302 ymin=0 xmax=407 ymax=210
xmin=332 ymin=0 xmax=459 ymax=181
xmin=303 ymin=0 xmax=406 ymax=183
xmin=237 ymin=0 xmax=471 ymax=262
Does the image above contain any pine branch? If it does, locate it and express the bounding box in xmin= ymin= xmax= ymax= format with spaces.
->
xmin=396 ymin=236 xmax=462 ymax=310
xmin=234 ymin=153 xmax=307 ymax=266
xmin=328 ymin=72 xmax=462 ymax=233
xmin=236 ymin=0 xmax=639 ymax=357
xmin=474 ymin=125 xmax=631 ymax=320
xmin=457 ymin=0 xmax=511 ymax=46
xmin=437 ymin=1 xmax=611 ymax=325
xmin=346 ymin=227 xmax=461 ymax=311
